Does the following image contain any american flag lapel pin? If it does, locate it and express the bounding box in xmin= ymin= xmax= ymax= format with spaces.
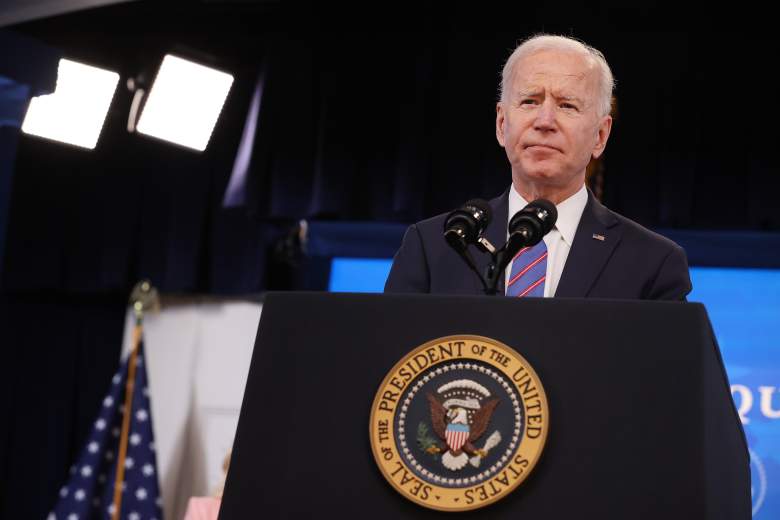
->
xmin=592 ymin=233 xmax=605 ymax=241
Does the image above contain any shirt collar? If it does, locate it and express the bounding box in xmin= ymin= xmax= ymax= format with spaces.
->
xmin=507 ymin=183 xmax=588 ymax=247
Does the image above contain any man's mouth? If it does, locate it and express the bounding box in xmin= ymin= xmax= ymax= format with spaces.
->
xmin=524 ymin=143 xmax=561 ymax=152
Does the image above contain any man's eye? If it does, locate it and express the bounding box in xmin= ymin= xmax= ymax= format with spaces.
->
xmin=560 ymin=103 xmax=577 ymax=110
xmin=520 ymin=99 xmax=537 ymax=105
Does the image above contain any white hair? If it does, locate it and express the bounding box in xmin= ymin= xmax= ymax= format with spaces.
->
xmin=499 ymin=34 xmax=615 ymax=117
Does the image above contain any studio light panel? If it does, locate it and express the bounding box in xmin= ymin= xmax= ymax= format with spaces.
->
xmin=21 ymin=59 xmax=119 ymax=149
xmin=135 ymin=54 xmax=234 ymax=152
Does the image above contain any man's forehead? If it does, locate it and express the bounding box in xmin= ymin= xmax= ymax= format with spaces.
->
xmin=511 ymin=53 xmax=597 ymax=98
xmin=512 ymin=50 xmax=596 ymax=86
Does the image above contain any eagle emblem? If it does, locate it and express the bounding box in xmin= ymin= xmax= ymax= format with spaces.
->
xmin=424 ymin=379 xmax=501 ymax=471
xmin=370 ymin=336 xmax=549 ymax=511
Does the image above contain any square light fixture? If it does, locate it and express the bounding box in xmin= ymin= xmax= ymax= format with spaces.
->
xmin=135 ymin=54 xmax=234 ymax=152
xmin=21 ymin=58 xmax=120 ymax=149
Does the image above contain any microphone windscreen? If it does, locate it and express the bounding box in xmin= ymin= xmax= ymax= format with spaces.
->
xmin=443 ymin=198 xmax=492 ymax=247
xmin=527 ymin=199 xmax=557 ymax=233
xmin=463 ymin=198 xmax=492 ymax=226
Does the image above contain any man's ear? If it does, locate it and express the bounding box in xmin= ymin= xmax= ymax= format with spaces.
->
xmin=496 ymin=102 xmax=506 ymax=147
xmin=591 ymin=114 xmax=612 ymax=160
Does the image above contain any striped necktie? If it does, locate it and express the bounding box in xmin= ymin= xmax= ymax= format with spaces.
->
xmin=506 ymin=239 xmax=548 ymax=297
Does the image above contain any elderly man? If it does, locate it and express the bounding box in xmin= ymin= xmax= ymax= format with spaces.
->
xmin=384 ymin=34 xmax=691 ymax=300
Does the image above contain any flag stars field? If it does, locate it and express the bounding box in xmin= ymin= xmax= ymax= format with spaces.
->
xmin=48 ymin=341 xmax=162 ymax=519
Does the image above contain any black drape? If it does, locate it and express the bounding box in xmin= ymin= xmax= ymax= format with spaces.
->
xmin=0 ymin=294 xmax=125 ymax=519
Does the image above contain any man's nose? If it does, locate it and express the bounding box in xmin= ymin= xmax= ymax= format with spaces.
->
xmin=533 ymin=99 xmax=557 ymax=132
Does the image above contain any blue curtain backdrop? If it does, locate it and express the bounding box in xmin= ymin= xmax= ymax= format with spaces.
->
xmin=3 ymin=3 xmax=779 ymax=296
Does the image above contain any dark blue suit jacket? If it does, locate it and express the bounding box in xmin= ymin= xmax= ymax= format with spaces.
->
xmin=384 ymin=189 xmax=692 ymax=300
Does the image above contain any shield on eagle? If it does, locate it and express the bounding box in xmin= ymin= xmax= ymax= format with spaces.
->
xmin=445 ymin=423 xmax=469 ymax=452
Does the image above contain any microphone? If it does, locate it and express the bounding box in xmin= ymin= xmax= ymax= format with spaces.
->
xmin=442 ymin=199 xmax=492 ymax=292
xmin=443 ymin=199 xmax=492 ymax=252
xmin=505 ymin=199 xmax=558 ymax=258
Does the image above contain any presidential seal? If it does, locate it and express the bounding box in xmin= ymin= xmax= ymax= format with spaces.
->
xmin=369 ymin=335 xmax=548 ymax=512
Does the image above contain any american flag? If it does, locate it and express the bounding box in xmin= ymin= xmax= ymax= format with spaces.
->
xmin=48 ymin=341 xmax=163 ymax=520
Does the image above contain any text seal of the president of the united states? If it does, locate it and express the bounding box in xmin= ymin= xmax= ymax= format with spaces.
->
xmin=369 ymin=335 xmax=549 ymax=512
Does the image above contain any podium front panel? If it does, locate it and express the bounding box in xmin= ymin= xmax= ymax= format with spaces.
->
xmin=219 ymin=293 xmax=748 ymax=519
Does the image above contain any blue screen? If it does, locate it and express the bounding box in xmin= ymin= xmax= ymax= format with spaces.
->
xmin=689 ymin=267 xmax=780 ymax=517
xmin=328 ymin=259 xmax=780 ymax=516
xmin=328 ymin=258 xmax=394 ymax=293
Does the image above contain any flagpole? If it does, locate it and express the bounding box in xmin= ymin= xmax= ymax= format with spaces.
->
xmin=111 ymin=280 xmax=159 ymax=520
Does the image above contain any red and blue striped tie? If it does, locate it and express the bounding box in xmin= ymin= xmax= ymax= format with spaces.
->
xmin=506 ymin=240 xmax=547 ymax=297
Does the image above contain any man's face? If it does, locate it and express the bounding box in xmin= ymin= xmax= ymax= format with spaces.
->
xmin=496 ymin=49 xmax=612 ymax=195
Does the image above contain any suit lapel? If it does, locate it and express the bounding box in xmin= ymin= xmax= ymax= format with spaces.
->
xmin=554 ymin=190 xmax=622 ymax=298
xmin=469 ymin=190 xmax=509 ymax=294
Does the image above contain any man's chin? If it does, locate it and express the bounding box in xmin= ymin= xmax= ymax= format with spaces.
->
xmin=511 ymin=167 xmax=583 ymax=194
xmin=515 ymin=168 xmax=562 ymax=184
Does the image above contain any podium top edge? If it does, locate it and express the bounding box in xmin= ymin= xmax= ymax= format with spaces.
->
xmin=262 ymin=290 xmax=705 ymax=309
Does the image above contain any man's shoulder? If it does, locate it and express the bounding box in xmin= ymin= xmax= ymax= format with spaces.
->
xmin=579 ymin=197 xmax=691 ymax=300
xmin=408 ymin=211 xmax=448 ymax=235
xmin=599 ymin=203 xmax=684 ymax=255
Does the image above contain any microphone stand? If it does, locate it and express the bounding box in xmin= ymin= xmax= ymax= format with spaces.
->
xmin=479 ymin=230 xmax=533 ymax=296
xmin=447 ymin=199 xmax=554 ymax=296
xmin=445 ymin=200 xmax=551 ymax=296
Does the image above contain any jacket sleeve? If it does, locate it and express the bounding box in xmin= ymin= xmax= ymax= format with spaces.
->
xmin=384 ymin=224 xmax=431 ymax=293
xmin=645 ymin=244 xmax=693 ymax=301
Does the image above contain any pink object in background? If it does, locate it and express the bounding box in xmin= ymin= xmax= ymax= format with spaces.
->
xmin=183 ymin=496 xmax=221 ymax=520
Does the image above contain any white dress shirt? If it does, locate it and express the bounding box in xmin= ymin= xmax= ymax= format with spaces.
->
xmin=505 ymin=184 xmax=588 ymax=297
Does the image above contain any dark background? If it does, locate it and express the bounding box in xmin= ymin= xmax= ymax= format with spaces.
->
xmin=0 ymin=1 xmax=777 ymax=517
xmin=5 ymin=1 xmax=780 ymax=297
